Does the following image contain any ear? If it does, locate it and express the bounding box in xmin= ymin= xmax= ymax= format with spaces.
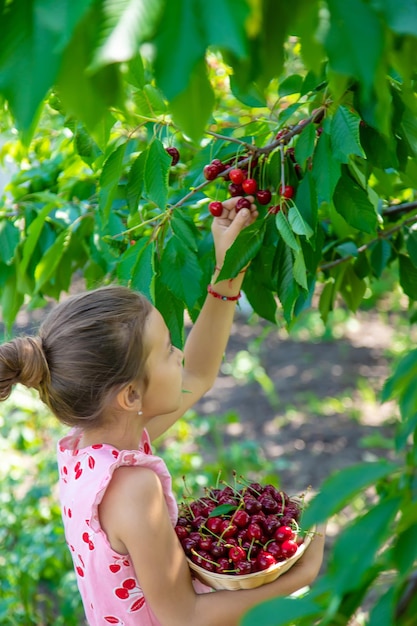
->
xmin=116 ymin=383 xmax=142 ymax=412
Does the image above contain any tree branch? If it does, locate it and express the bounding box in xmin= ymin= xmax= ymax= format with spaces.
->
xmin=319 ymin=213 xmax=417 ymax=272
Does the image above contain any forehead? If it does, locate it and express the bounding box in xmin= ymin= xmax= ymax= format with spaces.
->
xmin=144 ymin=307 xmax=168 ymax=353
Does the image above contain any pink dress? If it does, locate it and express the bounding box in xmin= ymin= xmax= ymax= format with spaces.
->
xmin=57 ymin=428 xmax=210 ymax=625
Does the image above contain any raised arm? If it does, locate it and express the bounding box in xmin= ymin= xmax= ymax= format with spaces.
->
xmin=147 ymin=197 xmax=258 ymax=441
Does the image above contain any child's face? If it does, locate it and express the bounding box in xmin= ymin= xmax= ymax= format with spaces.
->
xmin=141 ymin=307 xmax=184 ymax=417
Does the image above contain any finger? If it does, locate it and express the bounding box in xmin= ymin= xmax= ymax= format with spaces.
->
xmin=222 ymin=195 xmax=255 ymax=213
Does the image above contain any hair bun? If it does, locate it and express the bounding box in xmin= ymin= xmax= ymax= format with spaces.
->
xmin=0 ymin=336 xmax=50 ymax=400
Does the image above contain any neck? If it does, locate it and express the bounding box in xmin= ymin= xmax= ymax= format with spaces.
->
xmin=79 ymin=414 xmax=145 ymax=451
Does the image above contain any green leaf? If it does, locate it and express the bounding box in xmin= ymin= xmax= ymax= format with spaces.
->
xmin=99 ymin=142 xmax=127 ymax=221
xmin=89 ymin=0 xmax=163 ymax=71
xmin=325 ymin=0 xmax=384 ymax=99
xmin=319 ymin=278 xmax=336 ymax=324
xmin=130 ymin=241 xmax=154 ymax=302
xmin=275 ymin=211 xmax=300 ymax=251
xmin=333 ymin=173 xmax=378 ymax=234
xmin=295 ymin=170 xmax=318 ymax=232
xmin=330 ymin=497 xmax=401 ymax=594
xmin=370 ymin=239 xmax=392 ymax=277
xmin=126 ymin=152 xmax=146 ymax=212
xmin=242 ymin=594 xmax=322 ymax=626
xmin=367 ymin=586 xmax=396 ymax=626
xmin=399 ymin=253 xmax=417 ymax=299
xmin=0 ymin=0 xmax=93 ymax=131
xmin=292 ymin=247 xmax=308 ymax=290
xmin=154 ymin=0 xmax=206 ymax=100
xmin=209 ymin=504 xmax=237 ymax=518
xmin=217 ymin=222 xmax=266 ymax=282
xmin=375 ymin=0 xmax=417 ymax=35
xmin=339 ymin=264 xmax=367 ymax=312
xmin=275 ymin=240 xmax=299 ymax=323
xmin=243 ymin=276 xmax=278 ymax=324
xmin=18 ymin=202 xmax=58 ymax=284
xmin=0 ymin=220 xmax=20 ymax=264
xmin=1 ymin=273 xmax=25 ymax=333
xmin=312 ymin=132 xmax=341 ymax=205
xmin=302 ymin=460 xmax=399 ymax=527
xmin=197 ymin=0 xmax=248 ymax=58
xmin=392 ymin=521 xmax=417 ymax=574
xmin=154 ymin=278 xmax=184 ymax=349
xmin=381 ymin=348 xmax=417 ymax=404
xmin=407 ymin=228 xmax=417 ymax=267
xmin=126 ymin=54 xmax=145 ymax=88
xmin=288 ymin=205 xmax=314 ymax=239
xmin=171 ymin=212 xmax=200 ymax=253
xmin=170 ymin=59 xmax=215 ymax=143
xmin=57 ymin=6 xmax=122 ymax=132
xmin=34 ymin=230 xmax=72 ymax=291
xmin=294 ymin=123 xmax=316 ymax=168
xmin=278 ymin=74 xmax=304 ymax=97
xmin=144 ymin=139 xmax=171 ymax=209
xmin=330 ymin=105 xmax=364 ymax=163
xmin=160 ymin=236 xmax=204 ymax=311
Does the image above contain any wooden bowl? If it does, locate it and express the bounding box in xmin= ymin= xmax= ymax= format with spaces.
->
xmin=187 ymin=529 xmax=314 ymax=591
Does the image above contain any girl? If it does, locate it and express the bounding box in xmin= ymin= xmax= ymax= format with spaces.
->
xmin=0 ymin=197 xmax=325 ymax=626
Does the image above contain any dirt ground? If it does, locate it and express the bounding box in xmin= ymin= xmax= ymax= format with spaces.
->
xmin=195 ymin=307 xmax=398 ymax=493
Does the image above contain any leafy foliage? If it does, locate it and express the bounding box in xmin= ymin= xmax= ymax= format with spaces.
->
xmin=0 ymin=0 xmax=416 ymax=339
xmin=1 ymin=1 xmax=417 ymax=624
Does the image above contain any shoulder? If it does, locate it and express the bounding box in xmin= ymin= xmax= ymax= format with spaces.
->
xmin=106 ymin=464 xmax=164 ymax=508
xmin=100 ymin=465 xmax=166 ymax=552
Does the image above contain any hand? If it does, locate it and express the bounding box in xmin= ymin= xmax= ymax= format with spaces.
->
xmin=211 ymin=196 xmax=258 ymax=268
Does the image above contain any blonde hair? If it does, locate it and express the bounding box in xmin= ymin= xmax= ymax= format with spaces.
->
xmin=0 ymin=286 xmax=152 ymax=428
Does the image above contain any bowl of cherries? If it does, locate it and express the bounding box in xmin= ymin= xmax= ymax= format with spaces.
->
xmin=175 ymin=480 xmax=315 ymax=590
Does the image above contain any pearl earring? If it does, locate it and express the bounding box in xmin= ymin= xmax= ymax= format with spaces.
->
xmin=138 ymin=410 xmax=143 ymax=416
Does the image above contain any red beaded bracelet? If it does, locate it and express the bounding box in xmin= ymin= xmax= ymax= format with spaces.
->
xmin=207 ymin=284 xmax=242 ymax=301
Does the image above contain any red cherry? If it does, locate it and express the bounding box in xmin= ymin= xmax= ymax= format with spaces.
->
xmin=220 ymin=520 xmax=237 ymax=538
xmin=228 ymin=182 xmax=244 ymax=197
xmin=256 ymin=189 xmax=272 ymax=205
xmin=268 ymin=205 xmax=281 ymax=215
xmin=274 ymin=525 xmax=295 ymax=542
xmin=181 ymin=537 xmax=197 ymax=555
xmin=242 ymin=178 xmax=257 ymax=194
xmin=233 ymin=510 xmax=250 ymax=528
xmin=244 ymin=497 xmax=262 ymax=514
xmin=216 ymin=558 xmax=231 ymax=573
xmin=115 ymin=587 xmax=130 ymax=599
xmin=235 ymin=197 xmax=251 ymax=212
xmin=199 ymin=536 xmax=213 ymax=551
xmin=175 ymin=525 xmax=189 ymax=540
xmin=279 ymin=185 xmax=295 ymax=199
xmin=235 ymin=560 xmax=253 ymax=575
xmin=203 ymin=163 xmax=220 ymax=181
xmin=246 ymin=522 xmax=262 ymax=541
xmin=229 ymin=168 xmax=246 ymax=184
xmin=206 ymin=516 xmax=223 ymax=534
xmin=165 ymin=146 xmax=180 ymax=166
xmin=211 ymin=159 xmax=226 ymax=173
xmin=275 ymin=129 xmax=289 ymax=143
xmin=256 ymin=551 xmax=277 ymax=571
xmin=266 ymin=541 xmax=283 ymax=560
xmin=286 ymin=147 xmax=296 ymax=163
xmin=209 ymin=201 xmax=223 ymax=217
xmin=210 ymin=543 xmax=226 ymax=558
xmin=229 ymin=545 xmax=246 ymax=562
xmin=281 ymin=540 xmax=298 ymax=557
